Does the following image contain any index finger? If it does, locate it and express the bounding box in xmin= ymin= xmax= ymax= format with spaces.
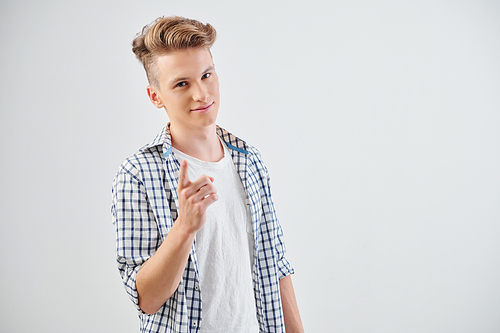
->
xmin=178 ymin=160 xmax=190 ymax=189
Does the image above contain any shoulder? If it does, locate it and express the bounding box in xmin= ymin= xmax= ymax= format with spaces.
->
xmin=115 ymin=144 xmax=164 ymax=181
xmin=114 ymin=127 xmax=168 ymax=179
xmin=225 ymin=130 xmax=269 ymax=176
xmin=217 ymin=125 xmax=264 ymax=159
xmin=246 ymin=143 xmax=266 ymax=167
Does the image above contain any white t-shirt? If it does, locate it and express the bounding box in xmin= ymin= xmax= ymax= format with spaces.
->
xmin=172 ymin=139 xmax=259 ymax=332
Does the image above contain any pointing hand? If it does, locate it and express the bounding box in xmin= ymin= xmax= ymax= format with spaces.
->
xmin=176 ymin=160 xmax=218 ymax=234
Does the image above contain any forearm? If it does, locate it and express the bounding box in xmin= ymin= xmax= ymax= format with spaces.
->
xmin=280 ymin=275 xmax=304 ymax=333
xmin=136 ymin=221 xmax=196 ymax=314
xmin=135 ymin=160 xmax=217 ymax=314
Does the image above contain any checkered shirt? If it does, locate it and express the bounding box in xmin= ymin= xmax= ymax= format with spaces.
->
xmin=111 ymin=125 xmax=294 ymax=333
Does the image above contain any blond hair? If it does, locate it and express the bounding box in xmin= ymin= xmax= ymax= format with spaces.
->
xmin=132 ymin=16 xmax=217 ymax=88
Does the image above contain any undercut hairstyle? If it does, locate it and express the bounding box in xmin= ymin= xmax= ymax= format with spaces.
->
xmin=132 ymin=16 xmax=217 ymax=88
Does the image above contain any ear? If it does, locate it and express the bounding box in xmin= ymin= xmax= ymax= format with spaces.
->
xmin=147 ymin=85 xmax=164 ymax=109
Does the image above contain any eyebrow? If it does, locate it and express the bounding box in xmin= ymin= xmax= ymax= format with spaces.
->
xmin=169 ymin=66 xmax=215 ymax=85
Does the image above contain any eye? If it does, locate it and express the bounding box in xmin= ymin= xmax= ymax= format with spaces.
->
xmin=202 ymin=73 xmax=211 ymax=79
xmin=175 ymin=81 xmax=187 ymax=88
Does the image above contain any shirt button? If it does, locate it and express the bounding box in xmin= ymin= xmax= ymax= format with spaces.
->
xmin=192 ymin=321 xmax=197 ymax=327
xmin=195 ymin=285 xmax=200 ymax=291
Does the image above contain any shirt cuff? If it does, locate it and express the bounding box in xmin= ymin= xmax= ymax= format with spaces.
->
xmin=277 ymin=256 xmax=295 ymax=280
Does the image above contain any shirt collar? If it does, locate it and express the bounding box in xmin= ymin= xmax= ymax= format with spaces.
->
xmin=141 ymin=123 xmax=250 ymax=158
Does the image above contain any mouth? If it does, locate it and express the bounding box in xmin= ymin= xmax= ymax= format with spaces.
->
xmin=190 ymin=102 xmax=214 ymax=114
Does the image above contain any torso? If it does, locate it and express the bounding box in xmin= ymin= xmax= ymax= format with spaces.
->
xmin=172 ymin=139 xmax=259 ymax=332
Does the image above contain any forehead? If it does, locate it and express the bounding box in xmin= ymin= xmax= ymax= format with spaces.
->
xmin=155 ymin=47 xmax=214 ymax=79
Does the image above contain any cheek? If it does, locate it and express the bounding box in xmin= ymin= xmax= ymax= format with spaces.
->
xmin=167 ymin=92 xmax=189 ymax=107
xmin=211 ymin=81 xmax=220 ymax=96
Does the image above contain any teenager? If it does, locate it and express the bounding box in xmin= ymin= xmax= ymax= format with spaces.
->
xmin=112 ymin=16 xmax=303 ymax=333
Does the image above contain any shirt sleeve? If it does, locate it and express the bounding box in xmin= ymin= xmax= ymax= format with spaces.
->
xmin=111 ymin=163 xmax=161 ymax=312
xmin=256 ymin=154 xmax=295 ymax=280
xmin=275 ymin=223 xmax=294 ymax=280
xmin=267 ymin=174 xmax=295 ymax=280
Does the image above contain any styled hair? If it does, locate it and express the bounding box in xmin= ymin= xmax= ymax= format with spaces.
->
xmin=132 ymin=16 xmax=217 ymax=88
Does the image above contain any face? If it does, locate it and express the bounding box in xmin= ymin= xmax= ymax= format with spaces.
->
xmin=147 ymin=47 xmax=220 ymax=132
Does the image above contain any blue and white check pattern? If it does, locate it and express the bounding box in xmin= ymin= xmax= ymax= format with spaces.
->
xmin=112 ymin=125 xmax=294 ymax=333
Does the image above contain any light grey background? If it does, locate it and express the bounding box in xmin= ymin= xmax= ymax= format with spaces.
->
xmin=1 ymin=0 xmax=499 ymax=332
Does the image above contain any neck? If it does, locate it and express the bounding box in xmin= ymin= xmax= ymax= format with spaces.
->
xmin=169 ymin=123 xmax=223 ymax=162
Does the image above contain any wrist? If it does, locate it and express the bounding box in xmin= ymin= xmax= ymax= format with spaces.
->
xmin=173 ymin=217 xmax=199 ymax=239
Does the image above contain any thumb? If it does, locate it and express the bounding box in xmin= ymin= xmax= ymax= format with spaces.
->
xmin=178 ymin=160 xmax=190 ymax=188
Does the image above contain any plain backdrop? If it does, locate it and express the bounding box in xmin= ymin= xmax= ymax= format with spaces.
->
xmin=1 ymin=0 xmax=499 ymax=332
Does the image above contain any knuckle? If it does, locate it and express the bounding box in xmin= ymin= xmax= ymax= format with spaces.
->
xmin=179 ymin=188 xmax=189 ymax=198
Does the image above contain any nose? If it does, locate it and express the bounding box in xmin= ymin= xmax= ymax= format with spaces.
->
xmin=191 ymin=81 xmax=209 ymax=103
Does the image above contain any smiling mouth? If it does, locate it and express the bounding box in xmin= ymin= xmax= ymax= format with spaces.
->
xmin=191 ymin=102 xmax=214 ymax=113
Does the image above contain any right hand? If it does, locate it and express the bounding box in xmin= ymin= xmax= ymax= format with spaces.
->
xmin=176 ymin=160 xmax=218 ymax=234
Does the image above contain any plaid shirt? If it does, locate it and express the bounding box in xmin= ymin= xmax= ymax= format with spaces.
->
xmin=112 ymin=125 xmax=294 ymax=333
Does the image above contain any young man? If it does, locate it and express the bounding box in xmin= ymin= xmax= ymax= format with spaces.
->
xmin=112 ymin=16 xmax=304 ymax=333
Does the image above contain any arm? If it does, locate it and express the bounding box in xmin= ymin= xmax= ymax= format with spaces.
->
xmin=136 ymin=160 xmax=218 ymax=314
xmin=257 ymin=155 xmax=301 ymax=330
xmin=280 ymin=275 xmax=304 ymax=333
xmin=135 ymin=221 xmax=195 ymax=314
